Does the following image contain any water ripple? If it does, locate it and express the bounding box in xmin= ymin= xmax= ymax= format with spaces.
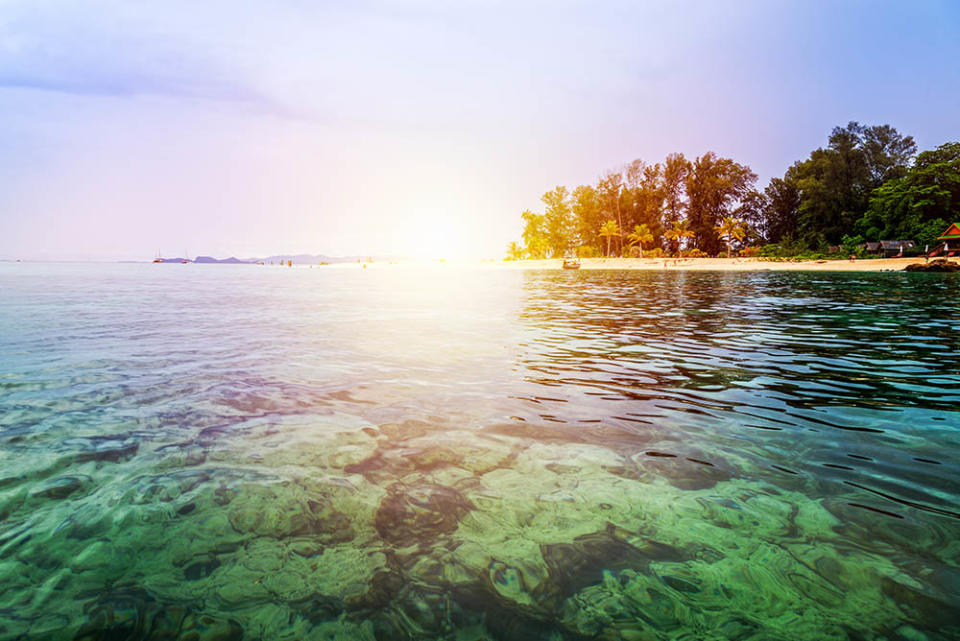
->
xmin=0 ymin=264 xmax=958 ymax=640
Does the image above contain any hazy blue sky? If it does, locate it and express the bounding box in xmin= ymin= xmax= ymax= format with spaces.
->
xmin=1 ymin=0 xmax=958 ymax=260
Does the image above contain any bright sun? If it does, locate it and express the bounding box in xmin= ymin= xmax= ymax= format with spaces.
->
xmin=393 ymin=212 xmax=488 ymax=260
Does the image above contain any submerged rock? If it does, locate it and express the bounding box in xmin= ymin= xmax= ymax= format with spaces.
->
xmin=226 ymin=483 xmax=353 ymax=543
xmin=33 ymin=475 xmax=91 ymax=500
xmin=179 ymin=612 xmax=244 ymax=641
xmin=71 ymin=589 xmax=229 ymax=641
xmin=345 ymin=569 xmax=405 ymax=612
xmin=74 ymin=440 xmax=139 ymax=464
xmin=880 ymin=576 xmax=959 ymax=629
xmin=183 ymin=556 xmax=221 ymax=581
xmin=540 ymin=525 xmax=687 ymax=605
xmin=903 ymin=259 xmax=960 ymax=272
xmin=374 ymin=482 xmax=474 ymax=545
xmin=73 ymin=588 xmax=245 ymax=640
xmin=73 ymin=592 xmax=153 ymax=641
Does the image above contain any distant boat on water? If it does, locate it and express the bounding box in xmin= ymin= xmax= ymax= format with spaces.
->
xmin=153 ymin=250 xmax=163 ymax=264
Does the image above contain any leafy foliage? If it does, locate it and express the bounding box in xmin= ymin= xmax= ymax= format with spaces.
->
xmin=840 ymin=234 xmax=863 ymax=256
xmin=714 ymin=217 xmax=747 ymax=258
xmin=542 ymin=186 xmax=575 ymax=257
xmin=857 ymin=142 xmax=960 ymax=245
xmin=665 ymin=219 xmax=695 ymax=254
xmin=505 ymin=242 xmax=525 ymax=261
xmin=685 ymin=153 xmax=757 ymax=255
xmin=510 ymin=124 xmax=955 ymax=259
xmin=599 ymin=220 xmax=621 ymax=257
xmin=626 ymin=224 xmax=654 ymax=258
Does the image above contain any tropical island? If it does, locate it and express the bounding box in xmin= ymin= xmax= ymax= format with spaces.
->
xmin=148 ymin=253 xmax=375 ymax=265
xmin=506 ymin=122 xmax=960 ymax=268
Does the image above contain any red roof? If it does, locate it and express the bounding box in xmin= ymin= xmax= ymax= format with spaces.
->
xmin=937 ymin=223 xmax=960 ymax=240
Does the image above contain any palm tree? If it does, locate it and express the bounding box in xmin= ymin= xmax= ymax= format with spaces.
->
xmin=665 ymin=220 xmax=694 ymax=256
xmin=626 ymin=223 xmax=654 ymax=258
xmin=505 ymin=242 xmax=525 ymax=261
xmin=714 ymin=216 xmax=747 ymax=258
xmin=599 ymin=220 xmax=621 ymax=257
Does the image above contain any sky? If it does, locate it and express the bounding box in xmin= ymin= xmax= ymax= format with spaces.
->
xmin=0 ymin=0 xmax=958 ymax=261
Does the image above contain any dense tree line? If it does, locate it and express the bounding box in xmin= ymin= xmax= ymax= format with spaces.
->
xmin=509 ymin=123 xmax=959 ymax=258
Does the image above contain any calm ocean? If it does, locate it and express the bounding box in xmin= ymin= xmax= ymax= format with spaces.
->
xmin=0 ymin=263 xmax=957 ymax=640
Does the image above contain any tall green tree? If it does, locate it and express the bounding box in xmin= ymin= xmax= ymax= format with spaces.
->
xmin=733 ymin=189 xmax=767 ymax=244
xmin=762 ymin=168 xmax=802 ymax=243
xmin=623 ymin=161 xmax=666 ymax=249
xmin=599 ymin=220 xmax=620 ymax=257
xmin=598 ymin=170 xmax=625 ymax=255
xmin=662 ymin=153 xmax=690 ymax=229
xmin=794 ymin=125 xmax=871 ymax=245
xmin=793 ymin=122 xmax=915 ymax=246
xmin=626 ymin=224 xmax=654 ymax=258
xmin=505 ymin=242 xmax=525 ymax=261
xmin=714 ymin=217 xmax=747 ymax=258
xmin=665 ymin=219 xmax=694 ymax=255
xmin=624 ymin=159 xmax=647 ymax=190
xmin=541 ymin=186 xmax=574 ymax=257
xmin=685 ymin=152 xmax=757 ymax=255
xmin=860 ymin=123 xmax=917 ymax=184
xmin=520 ymin=209 xmax=549 ymax=259
xmin=572 ymin=184 xmax=604 ymax=252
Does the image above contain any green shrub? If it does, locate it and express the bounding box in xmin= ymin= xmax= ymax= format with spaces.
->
xmin=792 ymin=251 xmax=825 ymax=261
xmin=840 ymin=234 xmax=865 ymax=258
xmin=916 ymin=219 xmax=947 ymax=250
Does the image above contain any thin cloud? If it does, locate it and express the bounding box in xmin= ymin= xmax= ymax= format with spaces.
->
xmin=0 ymin=2 xmax=270 ymax=107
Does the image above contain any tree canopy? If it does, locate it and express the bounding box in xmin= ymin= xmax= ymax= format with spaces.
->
xmin=508 ymin=123 xmax=956 ymax=259
xmin=857 ymin=142 xmax=960 ymax=248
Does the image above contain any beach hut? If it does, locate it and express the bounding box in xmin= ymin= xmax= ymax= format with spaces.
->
xmin=860 ymin=242 xmax=882 ymax=255
xmin=879 ymin=240 xmax=915 ymax=257
xmin=936 ymin=223 xmax=960 ymax=256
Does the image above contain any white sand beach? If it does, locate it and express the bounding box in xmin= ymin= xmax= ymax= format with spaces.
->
xmin=323 ymin=256 xmax=950 ymax=272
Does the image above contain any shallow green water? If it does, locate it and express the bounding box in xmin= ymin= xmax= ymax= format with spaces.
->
xmin=0 ymin=263 xmax=958 ymax=641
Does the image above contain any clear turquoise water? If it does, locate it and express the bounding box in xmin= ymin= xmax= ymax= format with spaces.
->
xmin=0 ymin=263 xmax=957 ymax=641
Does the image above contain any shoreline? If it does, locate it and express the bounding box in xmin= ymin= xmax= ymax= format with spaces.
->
xmin=5 ymin=257 xmax=949 ymax=273
xmin=324 ymin=256 xmax=949 ymax=272
xmin=498 ymin=256 xmax=937 ymax=272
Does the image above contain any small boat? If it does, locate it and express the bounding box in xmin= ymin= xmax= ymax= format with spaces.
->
xmin=562 ymin=257 xmax=581 ymax=270
xmin=153 ymin=249 xmax=163 ymax=263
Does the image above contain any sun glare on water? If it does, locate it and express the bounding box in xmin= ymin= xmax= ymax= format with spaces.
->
xmin=392 ymin=212 xmax=492 ymax=261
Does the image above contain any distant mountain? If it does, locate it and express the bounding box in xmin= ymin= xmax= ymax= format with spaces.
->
xmin=260 ymin=254 xmax=370 ymax=264
xmin=193 ymin=256 xmax=252 ymax=264
xmin=148 ymin=254 xmax=384 ymax=264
